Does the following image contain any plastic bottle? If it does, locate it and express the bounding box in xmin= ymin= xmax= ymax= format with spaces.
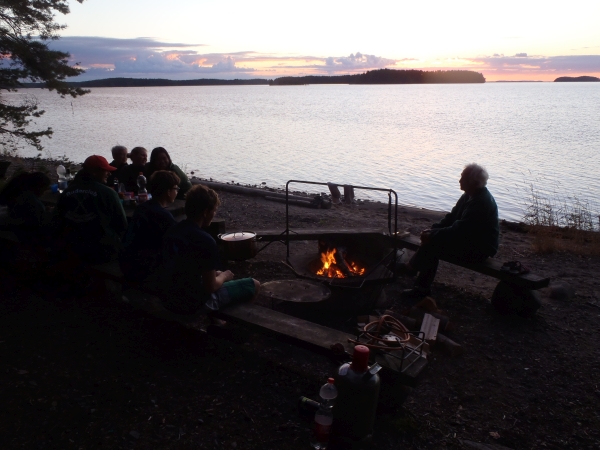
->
xmin=332 ymin=345 xmax=381 ymax=443
xmin=137 ymin=172 xmax=148 ymax=202
xmin=57 ymin=164 xmax=67 ymax=193
xmin=310 ymin=378 xmax=337 ymax=450
xmin=113 ymin=177 xmax=119 ymax=192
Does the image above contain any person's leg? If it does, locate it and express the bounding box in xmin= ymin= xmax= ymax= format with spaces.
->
xmin=404 ymin=244 xmax=441 ymax=296
xmin=205 ymin=277 xmax=258 ymax=311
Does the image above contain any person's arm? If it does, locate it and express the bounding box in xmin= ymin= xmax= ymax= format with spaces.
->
xmin=202 ymin=269 xmax=234 ymax=294
xmin=431 ymin=194 xmax=468 ymax=229
xmin=429 ymin=196 xmax=485 ymax=244
xmin=171 ymin=164 xmax=192 ymax=196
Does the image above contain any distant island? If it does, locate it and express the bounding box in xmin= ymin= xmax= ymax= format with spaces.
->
xmin=270 ymin=69 xmax=485 ymax=85
xmin=554 ymin=76 xmax=600 ymax=82
xmin=19 ymin=69 xmax=486 ymax=89
xmin=23 ymin=77 xmax=271 ymax=88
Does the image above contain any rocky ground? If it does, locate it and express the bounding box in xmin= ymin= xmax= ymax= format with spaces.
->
xmin=1 ymin=157 xmax=599 ymax=449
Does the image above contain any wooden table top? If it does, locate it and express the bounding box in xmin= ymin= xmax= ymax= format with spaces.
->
xmin=41 ymin=192 xmax=186 ymax=219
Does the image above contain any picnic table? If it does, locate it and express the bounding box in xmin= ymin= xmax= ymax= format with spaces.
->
xmin=40 ymin=191 xmax=186 ymax=219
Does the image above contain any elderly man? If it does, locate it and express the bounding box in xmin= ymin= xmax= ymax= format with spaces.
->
xmin=402 ymin=163 xmax=500 ymax=298
xmin=56 ymin=155 xmax=128 ymax=264
xmin=107 ymin=145 xmax=128 ymax=187
xmin=119 ymin=146 xmax=148 ymax=193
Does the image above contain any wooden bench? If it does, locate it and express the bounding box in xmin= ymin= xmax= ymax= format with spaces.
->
xmin=257 ymin=228 xmax=549 ymax=291
xmin=392 ymin=233 xmax=550 ymax=291
xmin=85 ymin=260 xmax=427 ymax=384
xmin=212 ymin=303 xmax=427 ymax=386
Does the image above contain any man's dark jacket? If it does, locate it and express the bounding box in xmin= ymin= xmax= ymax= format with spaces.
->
xmin=429 ymin=187 xmax=499 ymax=257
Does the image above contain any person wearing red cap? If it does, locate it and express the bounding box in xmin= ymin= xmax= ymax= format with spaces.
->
xmin=55 ymin=155 xmax=128 ymax=264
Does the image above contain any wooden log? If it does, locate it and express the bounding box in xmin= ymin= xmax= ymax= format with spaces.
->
xmin=384 ymin=310 xmax=418 ymax=330
xmin=435 ymin=333 xmax=464 ymax=357
xmin=195 ymin=179 xmax=313 ymax=202
xmin=264 ymin=196 xmax=315 ymax=208
xmin=461 ymin=439 xmax=515 ymax=450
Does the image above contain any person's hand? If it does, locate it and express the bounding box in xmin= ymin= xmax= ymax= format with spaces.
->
xmin=216 ymin=270 xmax=222 ymax=276
xmin=420 ymin=229 xmax=432 ymax=244
xmin=221 ymin=270 xmax=234 ymax=282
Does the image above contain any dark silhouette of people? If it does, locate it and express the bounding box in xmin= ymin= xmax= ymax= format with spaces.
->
xmin=107 ymin=145 xmax=128 ymax=188
xmin=157 ymin=184 xmax=260 ymax=315
xmin=0 ymin=171 xmax=51 ymax=244
xmin=56 ymin=155 xmax=127 ymax=264
xmin=144 ymin=147 xmax=192 ymax=199
xmin=119 ymin=146 xmax=148 ymax=194
xmin=402 ymin=163 xmax=499 ymax=298
xmin=119 ymin=170 xmax=180 ymax=282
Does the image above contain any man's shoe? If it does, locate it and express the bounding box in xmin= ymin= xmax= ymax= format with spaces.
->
xmin=402 ymin=287 xmax=431 ymax=299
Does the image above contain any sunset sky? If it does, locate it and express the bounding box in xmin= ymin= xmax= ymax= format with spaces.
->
xmin=55 ymin=0 xmax=600 ymax=82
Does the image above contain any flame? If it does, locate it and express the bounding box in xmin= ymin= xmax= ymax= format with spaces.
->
xmin=316 ymin=248 xmax=366 ymax=278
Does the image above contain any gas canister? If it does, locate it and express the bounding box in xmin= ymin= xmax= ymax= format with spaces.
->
xmin=332 ymin=345 xmax=381 ymax=442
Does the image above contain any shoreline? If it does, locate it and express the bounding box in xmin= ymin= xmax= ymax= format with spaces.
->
xmin=1 ymin=153 xmax=451 ymax=219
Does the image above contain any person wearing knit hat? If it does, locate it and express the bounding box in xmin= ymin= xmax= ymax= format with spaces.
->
xmin=55 ymin=155 xmax=127 ymax=265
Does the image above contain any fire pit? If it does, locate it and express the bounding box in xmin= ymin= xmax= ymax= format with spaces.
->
xmin=288 ymin=234 xmax=396 ymax=288
xmin=274 ymin=179 xmax=400 ymax=316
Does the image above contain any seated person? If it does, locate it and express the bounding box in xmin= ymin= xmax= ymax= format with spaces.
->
xmin=119 ymin=146 xmax=148 ymax=194
xmin=55 ymin=155 xmax=128 ymax=264
xmin=144 ymin=147 xmax=192 ymax=199
xmin=107 ymin=144 xmax=129 ymax=188
xmin=0 ymin=172 xmax=51 ymax=244
xmin=119 ymin=170 xmax=180 ymax=282
xmin=157 ymin=184 xmax=260 ymax=315
xmin=402 ymin=163 xmax=499 ymax=298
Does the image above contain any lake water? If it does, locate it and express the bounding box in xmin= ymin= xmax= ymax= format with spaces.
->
xmin=9 ymin=83 xmax=600 ymax=221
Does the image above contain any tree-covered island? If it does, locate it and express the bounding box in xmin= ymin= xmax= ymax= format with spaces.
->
xmin=270 ymin=68 xmax=486 ymax=85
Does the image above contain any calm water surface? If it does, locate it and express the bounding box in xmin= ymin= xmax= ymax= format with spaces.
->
xmin=10 ymin=83 xmax=600 ymax=221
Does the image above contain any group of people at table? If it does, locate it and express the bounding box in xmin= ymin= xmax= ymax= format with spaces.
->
xmin=0 ymin=145 xmax=260 ymax=316
xmin=1 ymin=150 xmax=500 ymax=314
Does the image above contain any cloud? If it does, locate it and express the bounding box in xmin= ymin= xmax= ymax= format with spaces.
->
xmin=50 ymin=36 xmax=202 ymax=65
xmin=47 ymin=37 xmax=401 ymax=79
xmin=323 ymin=52 xmax=397 ymax=72
xmin=49 ymin=36 xmax=254 ymax=78
xmin=471 ymin=54 xmax=600 ymax=73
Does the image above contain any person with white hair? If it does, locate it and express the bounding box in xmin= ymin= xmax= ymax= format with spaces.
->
xmin=401 ymin=163 xmax=500 ymax=298
xmin=107 ymin=145 xmax=129 ymax=187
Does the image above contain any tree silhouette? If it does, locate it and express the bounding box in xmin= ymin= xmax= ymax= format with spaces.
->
xmin=1 ymin=0 xmax=88 ymax=154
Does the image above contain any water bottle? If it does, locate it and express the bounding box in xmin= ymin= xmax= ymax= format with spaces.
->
xmin=57 ymin=164 xmax=67 ymax=193
xmin=310 ymin=378 xmax=337 ymax=450
xmin=113 ymin=177 xmax=119 ymax=192
xmin=137 ymin=172 xmax=148 ymax=202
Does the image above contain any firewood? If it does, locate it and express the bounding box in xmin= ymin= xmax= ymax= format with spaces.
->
xmin=435 ymin=333 xmax=464 ymax=356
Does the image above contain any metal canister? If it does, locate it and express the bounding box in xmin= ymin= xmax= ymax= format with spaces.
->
xmin=297 ymin=396 xmax=320 ymax=420
xmin=332 ymin=345 xmax=381 ymax=442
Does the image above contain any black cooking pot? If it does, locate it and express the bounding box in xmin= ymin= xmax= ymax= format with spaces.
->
xmin=218 ymin=231 xmax=258 ymax=261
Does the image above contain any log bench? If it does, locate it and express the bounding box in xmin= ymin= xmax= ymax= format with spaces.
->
xmin=85 ymin=260 xmax=427 ymax=384
xmin=392 ymin=233 xmax=550 ymax=291
xmin=257 ymin=228 xmax=550 ymax=291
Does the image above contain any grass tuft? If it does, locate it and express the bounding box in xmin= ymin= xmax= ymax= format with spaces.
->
xmin=521 ymin=182 xmax=600 ymax=255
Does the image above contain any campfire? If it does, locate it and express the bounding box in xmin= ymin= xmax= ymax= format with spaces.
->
xmin=315 ymin=246 xmax=366 ymax=278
